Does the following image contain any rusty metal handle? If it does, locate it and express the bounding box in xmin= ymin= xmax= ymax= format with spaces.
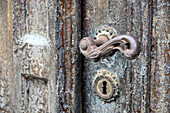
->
xmin=79 ymin=29 xmax=140 ymax=62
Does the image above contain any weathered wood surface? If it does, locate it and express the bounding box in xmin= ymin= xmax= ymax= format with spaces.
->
xmin=151 ymin=0 xmax=170 ymax=112
xmin=82 ymin=0 xmax=169 ymax=113
xmin=56 ymin=0 xmax=82 ymax=112
xmin=0 ymin=0 xmax=81 ymax=113
xmin=0 ymin=0 xmax=13 ymax=112
xmin=12 ymin=0 xmax=57 ymax=112
xmin=0 ymin=0 xmax=169 ymax=113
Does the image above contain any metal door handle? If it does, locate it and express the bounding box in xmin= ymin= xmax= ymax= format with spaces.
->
xmin=79 ymin=27 xmax=140 ymax=62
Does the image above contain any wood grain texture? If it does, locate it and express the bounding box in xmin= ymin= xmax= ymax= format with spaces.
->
xmin=0 ymin=0 xmax=169 ymax=112
xmin=0 ymin=0 xmax=57 ymax=112
xmin=151 ymin=0 xmax=170 ymax=112
xmin=12 ymin=0 xmax=57 ymax=112
xmin=82 ymin=0 xmax=153 ymax=112
xmin=0 ymin=0 xmax=82 ymax=112
xmin=0 ymin=0 xmax=13 ymax=112
xmin=56 ymin=0 xmax=82 ymax=112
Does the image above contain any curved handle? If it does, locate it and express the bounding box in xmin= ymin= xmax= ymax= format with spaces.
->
xmin=79 ymin=34 xmax=140 ymax=62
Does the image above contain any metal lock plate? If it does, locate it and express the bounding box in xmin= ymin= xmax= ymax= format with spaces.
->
xmin=94 ymin=26 xmax=118 ymax=40
xmin=93 ymin=70 xmax=120 ymax=102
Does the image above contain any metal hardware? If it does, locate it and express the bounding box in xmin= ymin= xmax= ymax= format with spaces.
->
xmin=93 ymin=70 xmax=119 ymax=102
xmin=79 ymin=27 xmax=140 ymax=62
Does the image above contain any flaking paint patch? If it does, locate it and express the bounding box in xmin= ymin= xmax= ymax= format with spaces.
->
xmin=22 ymin=34 xmax=49 ymax=46
xmin=20 ymin=33 xmax=51 ymax=78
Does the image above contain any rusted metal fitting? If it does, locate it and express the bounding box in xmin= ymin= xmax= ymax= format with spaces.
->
xmin=93 ymin=70 xmax=120 ymax=102
xmin=79 ymin=26 xmax=140 ymax=62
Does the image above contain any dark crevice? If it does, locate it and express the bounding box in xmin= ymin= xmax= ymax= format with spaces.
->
xmin=80 ymin=0 xmax=86 ymax=113
xmin=147 ymin=0 xmax=153 ymax=112
xmin=129 ymin=1 xmax=134 ymax=113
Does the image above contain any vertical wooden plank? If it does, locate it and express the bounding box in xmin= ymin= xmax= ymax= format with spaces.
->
xmin=12 ymin=0 xmax=57 ymax=112
xmin=13 ymin=0 xmax=49 ymax=112
xmin=126 ymin=0 xmax=153 ymax=112
xmin=0 ymin=0 xmax=13 ymax=112
xmin=56 ymin=0 xmax=82 ymax=112
xmin=47 ymin=0 xmax=58 ymax=112
xmin=1 ymin=0 xmax=82 ymax=112
xmin=82 ymin=0 xmax=130 ymax=112
xmin=82 ymin=0 xmax=152 ymax=112
xmin=151 ymin=0 xmax=170 ymax=112
xmin=12 ymin=0 xmax=25 ymax=112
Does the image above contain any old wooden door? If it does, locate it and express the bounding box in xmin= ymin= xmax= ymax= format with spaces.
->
xmin=0 ymin=0 xmax=169 ymax=113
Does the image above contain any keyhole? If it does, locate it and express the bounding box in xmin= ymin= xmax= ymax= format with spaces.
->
xmin=102 ymin=81 xmax=107 ymax=94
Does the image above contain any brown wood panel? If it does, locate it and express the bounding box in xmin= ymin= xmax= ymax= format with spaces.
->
xmin=56 ymin=0 xmax=82 ymax=112
xmin=82 ymin=0 xmax=152 ymax=112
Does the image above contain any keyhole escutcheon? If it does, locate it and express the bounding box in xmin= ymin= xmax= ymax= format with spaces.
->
xmin=93 ymin=70 xmax=120 ymax=102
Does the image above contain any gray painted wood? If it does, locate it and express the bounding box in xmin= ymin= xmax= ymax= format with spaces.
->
xmin=0 ymin=0 xmax=13 ymax=112
xmin=0 ymin=0 xmax=169 ymax=113
xmin=12 ymin=0 xmax=57 ymax=112
xmin=151 ymin=0 xmax=170 ymax=112
xmin=0 ymin=0 xmax=81 ymax=112
xmin=82 ymin=0 xmax=169 ymax=113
